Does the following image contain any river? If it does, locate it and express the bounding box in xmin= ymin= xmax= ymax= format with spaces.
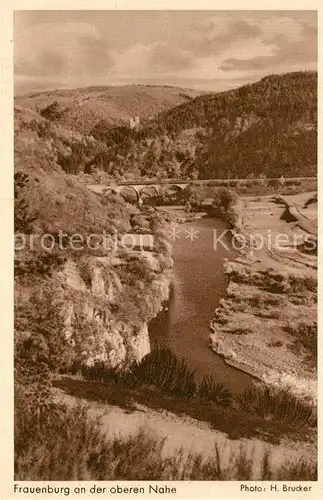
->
xmin=149 ymin=215 xmax=254 ymax=394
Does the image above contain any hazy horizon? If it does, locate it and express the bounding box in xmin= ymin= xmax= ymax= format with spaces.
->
xmin=15 ymin=10 xmax=317 ymax=95
xmin=14 ymin=70 xmax=318 ymax=99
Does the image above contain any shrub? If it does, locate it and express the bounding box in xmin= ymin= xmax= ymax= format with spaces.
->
xmin=39 ymin=101 xmax=65 ymax=121
xmin=14 ymin=172 xmax=38 ymax=233
xmin=14 ymin=251 xmax=66 ymax=278
xmin=283 ymin=322 xmax=317 ymax=360
xmin=198 ymin=377 xmax=232 ymax=407
xmin=131 ymin=346 xmax=197 ymax=397
xmin=82 ymin=346 xmax=245 ymax=402
xmin=237 ymin=385 xmax=315 ymax=429
xmin=212 ymin=187 xmax=239 ymax=211
xmin=80 ymin=362 xmax=136 ymax=388
xmin=268 ymin=178 xmax=281 ymax=190
xmin=289 ymin=275 xmax=317 ymax=294
xmin=276 ymin=459 xmax=317 ymax=481
xmin=77 ymin=259 xmax=93 ymax=289
xmin=267 ymin=340 xmax=284 ymax=348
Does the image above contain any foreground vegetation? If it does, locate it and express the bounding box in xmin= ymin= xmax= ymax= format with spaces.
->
xmin=71 ymin=346 xmax=316 ymax=433
xmin=15 ymin=332 xmax=317 ymax=481
xmin=15 ymin=388 xmax=316 ymax=481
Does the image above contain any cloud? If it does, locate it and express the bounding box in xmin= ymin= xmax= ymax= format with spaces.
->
xmin=14 ymin=11 xmax=317 ymax=94
xmin=147 ymin=42 xmax=193 ymax=72
xmin=185 ymin=17 xmax=263 ymax=56
xmin=15 ymin=22 xmax=114 ymax=82
xmin=260 ymin=16 xmax=305 ymax=42
xmin=184 ymin=13 xmax=317 ymax=77
xmin=112 ymin=42 xmax=193 ymax=79
xmin=220 ymin=17 xmax=317 ymax=72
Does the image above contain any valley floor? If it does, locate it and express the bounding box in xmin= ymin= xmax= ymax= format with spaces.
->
xmin=210 ymin=192 xmax=317 ymax=401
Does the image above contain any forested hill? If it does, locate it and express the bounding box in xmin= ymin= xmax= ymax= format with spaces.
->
xmin=151 ymin=71 xmax=317 ymax=135
xmin=14 ymin=85 xmax=204 ymax=135
xmin=89 ymin=71 xmax=317 ymax=180
xmin=15 ymin=72 xmax=317 ymax=180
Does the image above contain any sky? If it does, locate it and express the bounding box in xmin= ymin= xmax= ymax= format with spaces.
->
xmin=14 ymin=10 xmax=317 ymax=95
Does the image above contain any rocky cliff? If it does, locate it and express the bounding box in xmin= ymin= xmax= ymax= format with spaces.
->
xmin=14 ymin=104 xmax=173 ymax=379
xmin=15 ymin=224 xmax=173 ymax=375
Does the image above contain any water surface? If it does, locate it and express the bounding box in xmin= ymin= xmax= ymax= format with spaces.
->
xmin=149 ymin=217 xmax=254 ymax=393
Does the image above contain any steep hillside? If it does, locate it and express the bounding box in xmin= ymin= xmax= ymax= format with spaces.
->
xmin=14 ymin=72 xmax=317 ymax=182
xmin=88 ymin=71 xmax=317 ymax=179
xmin=14 ymin=104 xmax=173 ymax=385
xmin=14 ymin=85 xmax=205 ymax=134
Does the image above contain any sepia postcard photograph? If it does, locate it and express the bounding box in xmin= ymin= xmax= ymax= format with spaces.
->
xmin=0 ymin=0 xmax=321 ymax=497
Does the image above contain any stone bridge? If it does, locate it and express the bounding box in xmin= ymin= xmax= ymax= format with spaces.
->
xmin=87 ymin=180 xmax=191 ymax=201
xmin=86 ymin=177 xmax=317 ymax=203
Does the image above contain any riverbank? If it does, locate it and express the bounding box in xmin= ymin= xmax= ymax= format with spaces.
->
xmin=209 ymin=194 xmax=317 ymax=402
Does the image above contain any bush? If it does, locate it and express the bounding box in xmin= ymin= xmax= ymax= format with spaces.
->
xmin=80 ymin=362 xmax=136 ymax=388
xmin=14 ymin=251 xmax=66 ymax=278
xmin=198 ymin=377 xmax=232 ymax=406
xmin=212 ymin=187 xmax=239 ymax=211
xmin=283 ymin=322 xmax=317 ymax=360
xmin=131 ymin=346 xmax=197 ymax=397
xmin=81 ymin=346 xmax=233 ymax=405
xmin=14 ymin=172 xmax=38 ymax=233
xmin=237 ymin=385 xmax=315 ymax=429
xmin=39 ymin=101 xmax=65 ymax=121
